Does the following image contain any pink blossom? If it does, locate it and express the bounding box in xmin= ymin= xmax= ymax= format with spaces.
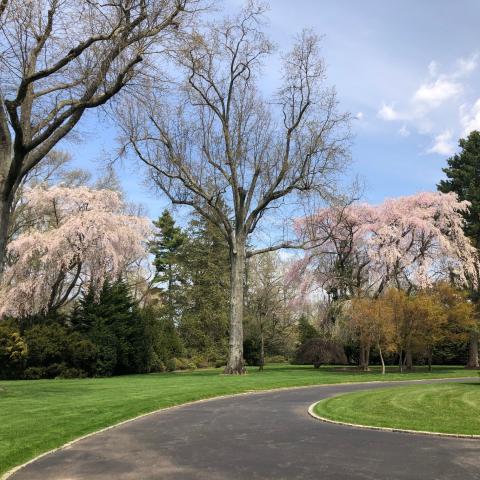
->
xmin=0 ymin=186 xmax=151 ymax=318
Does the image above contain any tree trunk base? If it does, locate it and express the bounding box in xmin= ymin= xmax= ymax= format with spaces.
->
xmin=223 ymin=363 xmax=246 ymax=375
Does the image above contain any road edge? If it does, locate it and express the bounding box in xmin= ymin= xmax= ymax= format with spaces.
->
xmin=307 ymin=395 xmax=480 ymax=440
xmin=4 ymin=375 xmax=477 ymax=479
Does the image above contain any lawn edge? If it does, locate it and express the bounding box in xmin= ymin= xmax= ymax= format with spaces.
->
xmin=308 ymin=394 xmax=480 ymax=440
xmin=3 ymin=375 xmax=477 ymax=479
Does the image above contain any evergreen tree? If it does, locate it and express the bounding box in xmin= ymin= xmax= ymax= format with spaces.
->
xmin=178 ymin=212 xmax=230 ymax=360
xmin=437 ymin=130 xmax=480 ymax=368
xmin=438 ymin=130 xmax=480 ymax=248
xmin=150 ymin=210 xmax=187 ymax=322
xmin=71 ymin=281 xmax=145 ymax=375
xmin=298 ymin=315 xmax=319 ymax=344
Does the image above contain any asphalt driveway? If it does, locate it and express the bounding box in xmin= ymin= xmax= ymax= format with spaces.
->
xmin=9 ymin=377 xmax=480 ymax=480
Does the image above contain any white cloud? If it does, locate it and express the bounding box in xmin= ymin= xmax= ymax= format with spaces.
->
xmin=460 ymin=99 xmax=480 ymax=136
xmin=412 ymin=78 xmax=462 ymax=107
xmin=377 ymin=103 xmax=401 ymax=121
xmin=427 ymin=130 xmax=455 ymax=156
xmin=428 ymin=60 xmax=438 ymax=77
xmin=355 ymin=111 xmax=364 ymax=120
xmin=398 ymin=125 xmax=410 ymax=137
xmin=456 ymin=53 xmax=478 ymax=76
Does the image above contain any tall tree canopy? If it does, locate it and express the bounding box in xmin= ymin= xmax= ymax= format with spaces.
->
xmin=438 ymin=131 xmax=480 ymax=248
xmin=437 ymin=130 xmax=480 ymax=368
xmin=0 ymin=0 xmax=199 ymax=272
xmin=120 ymin=2 xmax=350 ymax=373
xmin=150 ymin=209 xmax=186 ymax=317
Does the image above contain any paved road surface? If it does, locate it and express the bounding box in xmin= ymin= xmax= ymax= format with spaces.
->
xmin=10 ymin=378 xmax=480 ymax=480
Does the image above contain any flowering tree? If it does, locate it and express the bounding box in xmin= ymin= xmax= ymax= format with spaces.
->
xmin=295 ymin=192 xmax=478 ymax=299
xmin=0 ymin=0 xmax=200 ymax=273
xmin=0 ymin=185 xmax=150 ymax=318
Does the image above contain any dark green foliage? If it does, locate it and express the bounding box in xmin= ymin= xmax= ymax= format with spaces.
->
xmin=22 ymin=324 xmax=97 ymax=378
xmin=177 ymin=212 xmax=230 ymax=360
xmin=72 ymin=281 xmax=157 ymax=376
xmin=438 ymin=131 xmax=480 ymax=248
xmin=294 ymin=337 xmax=347 ymax=368
xmin=297 ymin=315 xmax=319 ymax=344
xmin=150 ymin=210 xmax=187 ymax=318
xmin=24 ymin=324 xmax=71 ymax=367
xmin=0 ymin=319 xmax=27 ymax=378
xmin=243 ymin=336 xmax=261 ymax=366
xmin=138 ymin=305 xmax=183 ymax=372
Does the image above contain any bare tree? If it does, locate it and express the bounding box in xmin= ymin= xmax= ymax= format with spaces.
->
xmin=120 ymin=2 xmax=350 ymax=373
xmin=0 ymin=0 xmax=201 ymax=272
xmin=246 ymin=252 xmax=298 ymax=370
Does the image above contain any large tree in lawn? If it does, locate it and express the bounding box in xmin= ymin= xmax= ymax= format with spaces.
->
xmin=438 ymin=130 xmax=480 ymax=368
xmin=0 ymin=0 xmax=198 ymax=273
xmin=120 ymin=3 xmax=350 ymax=373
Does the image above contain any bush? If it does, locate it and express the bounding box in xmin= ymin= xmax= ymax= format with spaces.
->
xmin=24 ymin=324 xmax=70 ymax=367
xmin=0 ymin=321 xmax=27 ymax=379
xmin=293 ymin=337 xmax=347 ymax=368
xmin=173 ymin=357 xmax=197 ymax=370
xmin=264 ymin=355 xmax=287 ymax=364
xmin=58 ymin=367 xmax=87 ymax=379
xmin=69 ymin=335 xmax=98 ymax=375
xmin=23 ymin=366 xmax=46 ymax=380
xmin=214 ymin=359 xmax=225 ymax=368
xmin=164 ymin=357 xmax=176 ymax=372
xmin=192 ymin=355 xmax=210 ymax=368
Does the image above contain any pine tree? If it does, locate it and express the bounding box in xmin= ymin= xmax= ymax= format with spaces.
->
xmin=178 ymin=212 xmax=230 ymax=360
xmin=71 ymin=281 xmax=145 ymax=375
xmin=150 ymin=210 xmax=187 ymax=322
xmin=438 ymin=130 xmax=480 ymax=248
xmin=437 ymin=130 xmax=480 ymax=368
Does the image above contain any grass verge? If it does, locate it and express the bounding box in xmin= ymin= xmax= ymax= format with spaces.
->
xmin=0 ymin=364 xmax=475 ymax=475
xmin=313 ymin=381 xmax=480 ymax=436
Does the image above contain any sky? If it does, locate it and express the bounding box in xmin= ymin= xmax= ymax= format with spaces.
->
xmin=67 ymin=0 xmax=480 ymax=220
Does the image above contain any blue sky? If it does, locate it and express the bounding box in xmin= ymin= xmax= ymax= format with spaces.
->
xmin=67 ymin=0 xmax=480 ymax=220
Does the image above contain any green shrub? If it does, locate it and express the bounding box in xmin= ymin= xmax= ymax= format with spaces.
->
xmin=24 ymin=324 xmax=70 ymax=367
xmin=0 ymin=321 xmax=27 ymax=379
xmin=23 ymin=367 xmax=46 ymax=380
xmin=58 ymin=367 xmax=87 ymax=379
xmin=173 ymin=357 xmax=196 ymax=370
xmin=164 ymin=358 xmax=176 ymax=372
xmin=69 ymin=335 xmax=98 ymax=375
xmin=192 ymin=355 xmax=210 ymax=368
xmin=264 ymin=355 xmax=287 ymax=364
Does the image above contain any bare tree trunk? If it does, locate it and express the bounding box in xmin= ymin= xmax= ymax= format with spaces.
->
xmin=405 ymin=349 xmax=413 ymax=371
xmin=378 ymin=343 xmax=385 ymax=375
xmin=0 ymin=196 xmax=11 ymax=274
xmin=466 ymin=331 xmax=479 ymax=369
xmin=259 ymin=330 xmax=264 ymax=372
xmin=364 ymin=346 xmax=370 ymax=372
xmin=359 ymin=345 xmax=365 ymax=370
xmin=359 ymin=344 xmax=370 ymax=371
xmin=399 ymin=350 xmax=403 ymax=373
xmin=0 ymin=102 xmax=12 ymax=275
xmin=224 ymin=237 xmax=246 ymax=374
xmin=427 ymin=349 xmax=432 ymax=372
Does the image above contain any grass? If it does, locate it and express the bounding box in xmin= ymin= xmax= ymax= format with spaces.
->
xmin=313 ymin=381 xmax=480 ymax=435
xmin=0 ymin=364 xmax=475 ymax=476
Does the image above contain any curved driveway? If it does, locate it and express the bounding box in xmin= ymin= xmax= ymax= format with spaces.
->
xmin=10 ymin=378 xmax=480 ymax=480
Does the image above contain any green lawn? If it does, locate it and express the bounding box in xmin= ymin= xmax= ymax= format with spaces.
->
xmin=313 ymin=381 xmax=480 ymax=435
xmin=0 ymin=364 xmax=475 ymax=476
